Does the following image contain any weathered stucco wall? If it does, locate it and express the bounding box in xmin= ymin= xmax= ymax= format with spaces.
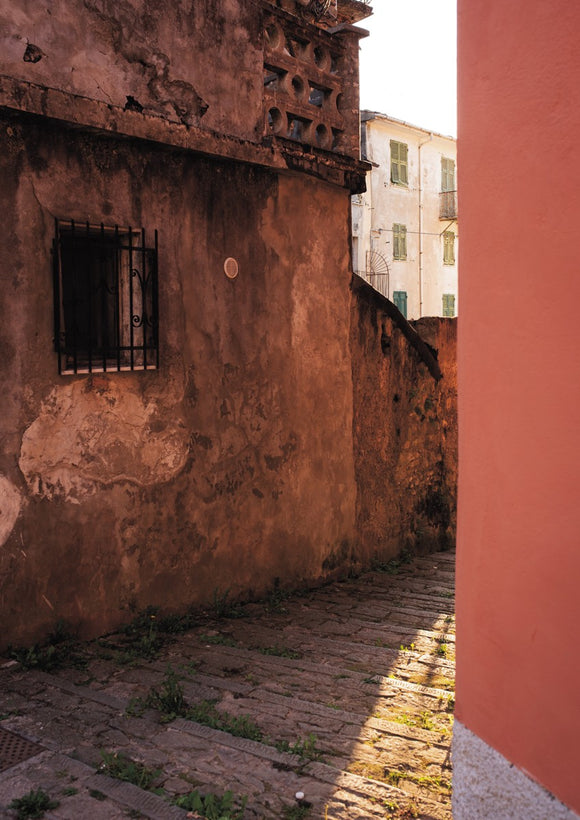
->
xmin=0 ymin=118 xmax=457 ymax=650
xmin=0 ymin=0 xmax=263 ymax=139
xmin=0 ymin=108 xmax=456 ymax=648
xmin=350 ymin=278 xmax=457 ymax=562
xmin=0 ymin=110 xmax=361 ymax=646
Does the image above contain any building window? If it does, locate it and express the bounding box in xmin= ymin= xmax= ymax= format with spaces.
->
xmin=390 ymin=140 xmax=408 ymax=185
xmin=440 ymin=157 xmax=457 ymax=218
xmin=393 ymin=290 xmax=408 ymax=318
xmin=443 ymin=230 xmax=455 ymax=265
xmin=53 ymin=219 xmax=159 ymax=375
xmin=392 ymin=223 xmax=407 ymax=260
xmin=442 ymin=293 xmax=456 ymax=317
xmin=441 ymin=157 xmax=455 ymax=192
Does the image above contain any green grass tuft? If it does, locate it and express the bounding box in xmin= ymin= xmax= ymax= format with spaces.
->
xmin=173 ymin=789 xmax=247 ymax=819
xmin=9 ymin=789 xmax=59 ymax=819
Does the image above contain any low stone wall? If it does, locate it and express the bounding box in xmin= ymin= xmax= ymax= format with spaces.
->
xmin=350 ymin=276 xmax=457 ymax=564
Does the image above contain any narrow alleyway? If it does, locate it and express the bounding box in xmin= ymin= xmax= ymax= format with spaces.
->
xmin=0 ymin=550 xmax=455 ymax=819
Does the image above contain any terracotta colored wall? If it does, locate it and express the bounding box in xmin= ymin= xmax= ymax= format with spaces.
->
xmin=0 ymin=112 xmax=358 ymax=646
xmin=0 ymin=110 xmax=457 ymax=648
xmin=350 ymin=280 xmax=457 ymax=562
xmin=457 ymin=0 xmax=580 ymax=811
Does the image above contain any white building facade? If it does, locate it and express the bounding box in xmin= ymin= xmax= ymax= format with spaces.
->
xmin=352 ymin=112 xmax=458 ymax=319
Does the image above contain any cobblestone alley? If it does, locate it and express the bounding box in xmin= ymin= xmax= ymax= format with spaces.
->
xmin=0 ymin=549 xmax=455 ymax=819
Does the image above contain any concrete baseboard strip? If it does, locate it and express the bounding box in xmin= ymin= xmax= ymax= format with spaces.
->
xmin=453 ymin=721 xmax=579 ymax=820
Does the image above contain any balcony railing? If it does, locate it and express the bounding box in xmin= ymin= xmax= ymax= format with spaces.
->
xmin=439 ymin=190 xmax=458 ymax=220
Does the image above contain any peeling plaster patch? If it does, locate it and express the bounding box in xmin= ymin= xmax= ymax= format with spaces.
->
xmin=19 ymin=381 xmax=189 ymax=502
xmin=83 ymin=0 xmax=208 ymax=125
xmin=452 ymin=720 xmax=580 ymax=820
xmin=0 ymin=476 xmax=22 ymax=546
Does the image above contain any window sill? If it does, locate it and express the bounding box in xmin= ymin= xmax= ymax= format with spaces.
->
xmin=60 ymin=364 xmax=158 ymax=376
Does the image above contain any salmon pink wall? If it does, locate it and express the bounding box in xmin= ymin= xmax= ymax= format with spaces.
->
xmin=457 ymin=0 xmax=580 ymax=812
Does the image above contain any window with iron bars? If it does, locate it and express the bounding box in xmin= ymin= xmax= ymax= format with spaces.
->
xmin=53 ymin=220 xmax=159 ymax=375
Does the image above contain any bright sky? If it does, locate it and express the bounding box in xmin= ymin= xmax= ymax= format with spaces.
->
xmin=358 ymin=0 xmax=457 ymax=137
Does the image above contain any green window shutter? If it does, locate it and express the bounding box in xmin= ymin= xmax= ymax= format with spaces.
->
xmin=391 ymin=141 xmax=408 ymax=185
xmin=390 ymin=140 xmax=398 ymax=183
xmin=442 ymin=293 xmax=455 ymax=317
xmin=400 ymin=143 xmax=408 ymax=185
xmin=393 ymin=224 xmax=407 ymax=260
xmin=393 ymin=291 xmax=408 ymax=318
xmin=441 ymin=157 xmax=455 ymax=192
xmin=443 ymin=230 xmax=455 ymax=265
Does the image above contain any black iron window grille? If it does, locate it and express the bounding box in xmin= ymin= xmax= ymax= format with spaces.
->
xmin=53 ymin=220 xmax=159 ymax=375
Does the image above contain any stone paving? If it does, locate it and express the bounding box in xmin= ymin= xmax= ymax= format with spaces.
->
xmin=0 ymin=549 xmax=455 ymax=819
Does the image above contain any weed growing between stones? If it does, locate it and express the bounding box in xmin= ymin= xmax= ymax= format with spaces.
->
xmin=145 ymin=666 xmax=187 ymax=721
xmin=140 ymin=673 xmax=327 ymax=762
xmin=97 ymin=607 xmax=166 ymax=662
xmin=9 ymin=788 xmax=59 ymax=819
xmin=389 ymin=710 xmax=438 ymax=732
xmin=276 ymin=733 xmax=324 ymax=762
xmin=92 ymin=598 xmax=242 ymax=666
xmin=95 ymin=605 xmax=202 ymax=663
xmin=348 ymin=761 xmax=451 ymax=796
xmin=407 ymin=671 xmax=455 ymax=690
xmin=419 ymin=711 xmax=436 ymax=731
xmin=187 ymin=700 xmax=264 ymax=741
xmin=442 ymin=694 xmax=455 ymax=711
xmin=173 ymin=789 xmax=247 ymax=819
xmin=212 ymin=588 xmax=245 ymax=619
xmin=8 ymin=620 xmax=86 ymax=671
xmin=98 ymin=751 xmax=162 ymax=792
xmin=435 ymin=641 xmax=449 ymax=657
xmin=136 ymin=668 xmax=265 ymax=740
xmin=374 ymin=799 xmax=421 ymax=818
